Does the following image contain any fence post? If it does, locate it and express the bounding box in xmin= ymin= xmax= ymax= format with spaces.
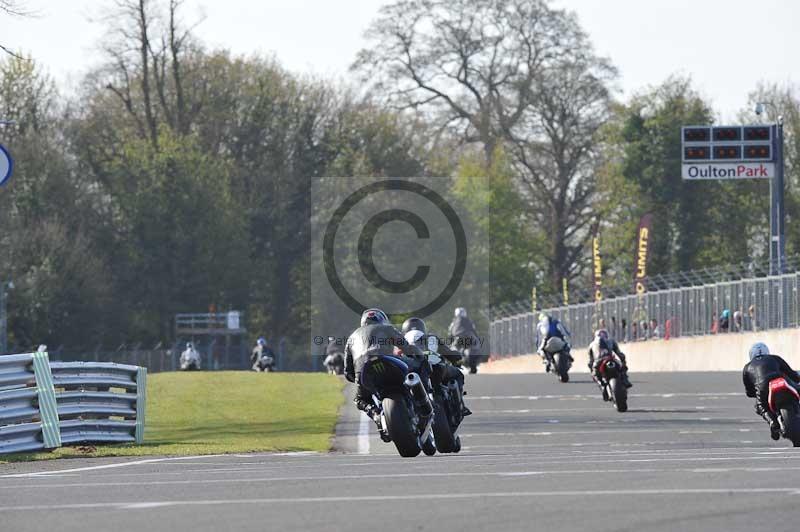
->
xmin=135 ymin=367 xmax=147 ymax=444
xmin=31 ymin=352 xmax=61 ymax=449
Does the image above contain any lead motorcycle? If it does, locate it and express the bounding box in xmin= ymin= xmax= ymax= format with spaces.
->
xmin=406 ymin=332 xmax=463 ymax=453
xmin=361 ymin=353 xmax=436 ymax=457
xmin=593 ymin=352 xmax=628 ymax=412
xmin=765 ymin=376 xmax=800 ymax=446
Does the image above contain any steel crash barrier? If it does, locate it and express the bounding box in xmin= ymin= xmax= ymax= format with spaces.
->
xmin=0 ymin=352 xmax=146 ymax=454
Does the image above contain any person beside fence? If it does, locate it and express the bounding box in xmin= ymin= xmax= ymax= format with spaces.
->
xmin=650 ymin=319 xmax=661 ymax=339
xmin=719 ymin=309 xmax=731 ymax=333
xmin=748 ymin=305 xmax=758 ymax=332
xmin=733 ymin=310 xmax=744 ymax=332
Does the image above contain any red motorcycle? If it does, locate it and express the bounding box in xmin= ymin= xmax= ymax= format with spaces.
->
xmin=767 ymin=377 xmax=800 ymax=446
xmin=594 ymin=353 xmax=628 ymax=413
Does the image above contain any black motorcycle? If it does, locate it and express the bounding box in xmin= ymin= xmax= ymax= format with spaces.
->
xmin=453 ymin=337 xmax=481 ymax=374
xmin=594 ymin=353 xmax=628 ymax=412
xmin=423 ymin=336 xmax=463 ymax=453
xmin=361 ymin=354 xmax=435 ymax=457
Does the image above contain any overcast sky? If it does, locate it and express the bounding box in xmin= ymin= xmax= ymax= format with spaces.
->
xmin=3 ymin=0 xmax=798 ymax=120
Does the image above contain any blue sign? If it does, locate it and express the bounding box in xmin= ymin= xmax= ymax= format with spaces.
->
xmin=0 ymin=144 xmax=12 ymax=186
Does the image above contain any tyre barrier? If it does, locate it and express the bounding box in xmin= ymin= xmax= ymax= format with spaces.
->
xmin=0 ymin=352 xmax=146 ymax=454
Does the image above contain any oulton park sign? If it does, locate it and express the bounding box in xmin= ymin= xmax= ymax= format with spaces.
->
xmin=682 ymin=162 xmax=775 ymax=180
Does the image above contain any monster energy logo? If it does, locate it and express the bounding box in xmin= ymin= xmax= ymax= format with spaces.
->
xmin=372 ymin=361 xmax=385 ymax=374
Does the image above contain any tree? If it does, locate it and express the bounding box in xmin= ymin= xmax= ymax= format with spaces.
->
xmin=603 ymin=76 xmax=764 ymax=277
xmin=355 ymin=0 xmax=617 ymax=288
xmin=354 ymin=0 xmax=576 ymax=164
xmin=742 ymin=82 xmax=800 ymax=258
xmin=0 ymin=1 xmax=30 ymax=58
xmin=0 ymin=56 xmax=113 ymax=349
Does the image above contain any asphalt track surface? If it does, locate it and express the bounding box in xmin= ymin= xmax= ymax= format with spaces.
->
xmin=2 ymin=371 xmax=800 ymax=532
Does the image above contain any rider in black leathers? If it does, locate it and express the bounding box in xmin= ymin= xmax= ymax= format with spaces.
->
xmin=742 ymin=342 xmax=800 ymax=440
xmin=588 ymin=329 xmax=632 ymax=388
xmin=448 ymin=308 xmax=482 ymax=372
xmin=402 ymin=317 xmax=471 ymax=417
xmin=344 ymin=309 xmax=426 ymax=429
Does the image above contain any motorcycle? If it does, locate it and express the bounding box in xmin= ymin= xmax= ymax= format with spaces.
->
xmin=406 ymin=333 xmax=463 ymax=454
xmin=324 ymin=352 xmax=345 ymax=375
xmin=361 ymin=353 xmax=435 ymax=457
xmin=453 ymin=337 xmax=481 ymax=374
xmin=252 ymin=354 xmax=275 ymax=372
xmin=594 ymin=353 xmax=628 ymax=412
xmin=180 ymin=349 xmax=201 ymax=371
xmin=541 ymin=337 xmax=571 ymax=383
xmin=766 ymin=377 xmax=800 ymax=446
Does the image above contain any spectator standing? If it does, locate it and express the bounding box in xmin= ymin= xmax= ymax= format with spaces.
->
xmin=748 ymin=305 xmax=758 ymax=332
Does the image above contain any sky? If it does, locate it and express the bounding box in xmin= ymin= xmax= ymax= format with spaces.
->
xmin=2 ymin=0 xmax=798 ymax=121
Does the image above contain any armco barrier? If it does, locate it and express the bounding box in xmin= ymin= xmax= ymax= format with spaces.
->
xmin=0 ymin=352 xmax=61 ymax=453
xmin=0 ymin=353 xmax=146 ymax=454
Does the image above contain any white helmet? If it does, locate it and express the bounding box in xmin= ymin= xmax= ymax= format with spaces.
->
xmin=748 ymin=342 xmax=769 ymax=361
xmin=455 ymin=307 xmax=467 ymax=318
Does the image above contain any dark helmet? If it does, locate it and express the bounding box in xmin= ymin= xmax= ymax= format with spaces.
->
xmin=401 ymin=317 xmax=426 ymax=335
xmin=595 ymin=329 xmax=609 ymax=341
xmin=360 ymin=308 xmax=389 ymax=327
xmin=596 ymin=337 xmax=611 ymax=355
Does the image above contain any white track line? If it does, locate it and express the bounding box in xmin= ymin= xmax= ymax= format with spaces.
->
xmin=0 ymin=488 xmax=798 ymax=512
xmin=6 ymin=466 xmax=800 ymax=490
xmin=357 ymin=412 xmax=371 ymax=455
xmin=471 ymin=393 xmax=742 ymax=400
xmin=0 ymin=455 xmax=226 ymax=479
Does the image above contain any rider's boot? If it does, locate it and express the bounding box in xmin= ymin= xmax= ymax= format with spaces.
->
xmin=755 ymin=402 xmax=780 ymax=440
xmin=623 ymin=370 xmax=633 ymax=388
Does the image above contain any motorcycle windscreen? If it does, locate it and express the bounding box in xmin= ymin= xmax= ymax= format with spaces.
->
xmin=360 ymin=355 xmax=409 ymax=393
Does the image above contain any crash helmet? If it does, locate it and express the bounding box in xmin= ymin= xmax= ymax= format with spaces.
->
xmin=455 ymin=307 xmax=467 ymax=318
xmin=360 ymin=308 xmax=389 ymax=327
xmin=748 ymin=342 xmax=769 ymax=361
xmin=401 ymin=317 xmax=427 ymax=335
xmin=257 ymin=337 xmax=267 ymax=346
xmin=594 ymin=329 xmax=609 ymax=341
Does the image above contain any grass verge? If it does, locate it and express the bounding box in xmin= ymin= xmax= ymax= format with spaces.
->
xmin=1 ymin=371 xmax=345 ymax=462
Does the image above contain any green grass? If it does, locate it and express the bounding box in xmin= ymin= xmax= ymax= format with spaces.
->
xmin=1 ymin=371 xmax=345 ymax=462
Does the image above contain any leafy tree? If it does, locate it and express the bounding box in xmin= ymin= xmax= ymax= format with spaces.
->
xmin=603 ymin=76 xmax=764 ymax=278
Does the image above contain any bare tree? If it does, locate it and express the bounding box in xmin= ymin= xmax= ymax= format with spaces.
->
xmin=354 ymin=0 xmax=617 ymax=286
xmin=0 ymin=1 xmax=31 ymax=58
xmin=100 ymin=0 xmax=201 ymax=147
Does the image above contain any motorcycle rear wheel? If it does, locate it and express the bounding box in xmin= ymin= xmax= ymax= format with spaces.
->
xmin=556 ymin=353 xmax=570 ymax=383
xmin=779 ymin=405 xmax=800 ymax=447
xmin=432 ymin=396 xmax=457 ymax=453
xmin=610 ymin=378 xmax=628 ymax=412
xmin=383 ymin=393 xmax=421 ymax=457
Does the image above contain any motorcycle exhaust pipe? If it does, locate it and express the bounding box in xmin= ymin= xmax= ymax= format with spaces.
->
xmin=405 ymin=372 xmax=433 ymax=417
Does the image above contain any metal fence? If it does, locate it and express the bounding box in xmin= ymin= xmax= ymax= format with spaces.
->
xmin=489 ymin=271 xmax=800 ymax=357
xmin=0 ymin=353 xmax=146 ymax=454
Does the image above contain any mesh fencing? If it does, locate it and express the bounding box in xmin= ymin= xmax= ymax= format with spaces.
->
xmin=489 ymin=272 xmax=800 ymax=356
